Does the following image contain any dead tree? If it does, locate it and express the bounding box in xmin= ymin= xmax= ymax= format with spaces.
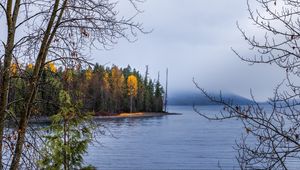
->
xmin=195 ymin=0 xmax=300 ymax=169
xmin=0 ymin=0 xmax=145 ymax=169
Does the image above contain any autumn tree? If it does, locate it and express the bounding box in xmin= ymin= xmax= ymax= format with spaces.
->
xmin=110 ymin=66 xmax=125 ymax=112
xmin=102 ymin=71 xmax=111 ymax=112
xmin=195 ymin=0 xmax=300 ymax=169
xmin=127 ymin=75 xmax=138 ymax=113
xmin=85 ymin=68 xmax=92 ymax=81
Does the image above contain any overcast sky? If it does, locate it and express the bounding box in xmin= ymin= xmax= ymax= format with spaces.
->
xmin=90 ymin=0 xmax=285 ymax=101
xmin=0 ymin=0 xmax=286 ymax=101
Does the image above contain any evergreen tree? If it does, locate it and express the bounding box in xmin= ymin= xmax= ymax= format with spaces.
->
xmin=154 ymin=80 xmax=164 ymax=112
xmin=38 ymin=90 xmax=95 ymax=170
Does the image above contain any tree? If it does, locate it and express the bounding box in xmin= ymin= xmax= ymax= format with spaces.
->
xmin=85 ymin=69 xmax=92 ymax=81
xmin=102 ymin=71 xmax=111 ymax=112
xmin=127 ymin=75 xmax=138 ymax=113
xmin=154 ymin=80 xmax=164 ymax=112
xmin=111 ymin=66 xmax=125 ymax=113
xmin=0 ymin=0 xmax=144 ymax=169
xmin=38 ymin=90 xmax=95 ymax=170
xmin=0 ymin=1 xmax=21 ymax=166
xmin=146 ymin=79 xmax=155 ymax=112
xmin=195 ymin=0 xmax=300 ymax=169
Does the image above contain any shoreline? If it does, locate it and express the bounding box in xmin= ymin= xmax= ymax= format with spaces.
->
xmin=27 ymin=112 xmax=182 ymax=123
xmin=93 ymin=112 xmax=181 ymax=120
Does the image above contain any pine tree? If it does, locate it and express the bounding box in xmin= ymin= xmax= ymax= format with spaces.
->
xmin=38 ymin=90 xmax=95 ymax=170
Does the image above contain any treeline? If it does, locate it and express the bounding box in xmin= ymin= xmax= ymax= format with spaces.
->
xmin=7 ymin=63 xmax=165 ymax=116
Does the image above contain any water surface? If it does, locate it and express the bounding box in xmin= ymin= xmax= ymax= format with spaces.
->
xmin=85 ymin=105 xmax=244 ymax=169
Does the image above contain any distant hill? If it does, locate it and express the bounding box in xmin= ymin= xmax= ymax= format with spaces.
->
xmin=168 ymin=91 xmax=254 ymax=106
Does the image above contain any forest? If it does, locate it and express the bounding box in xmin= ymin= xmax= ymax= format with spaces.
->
xmin=5 ymin=62 xmax=165 ymax=117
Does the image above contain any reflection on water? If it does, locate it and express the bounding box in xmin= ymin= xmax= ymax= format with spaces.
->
xmin=84 ymin=105 xmax=244 ymax=170
xmin=100 ymin=116 xmax=165 ymax=128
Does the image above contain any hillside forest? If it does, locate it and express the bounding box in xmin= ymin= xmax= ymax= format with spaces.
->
xmin=3 ymin=62 xmax=165 ymax=117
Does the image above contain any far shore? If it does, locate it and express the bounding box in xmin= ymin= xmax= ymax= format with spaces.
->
xmin=27 ymin=112 xmax=182 ymax=123
xmin=94 ymin=112 xmax=181 ymax=120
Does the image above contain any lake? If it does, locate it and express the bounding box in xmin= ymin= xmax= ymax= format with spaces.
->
xmin=84 ymin=105 xmax=245 ymax=169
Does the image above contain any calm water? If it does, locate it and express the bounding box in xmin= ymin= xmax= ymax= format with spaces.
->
xmin=84 ymin=105 xmax=245 ymax=169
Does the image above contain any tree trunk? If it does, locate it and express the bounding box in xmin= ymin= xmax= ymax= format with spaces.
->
xmin=130 ymin=95 xmax=133 ymax=113
xmin=0 ymin=0 xmax=20 ymax=169
xmin=9 ymin=0 xmax=68 ymax=169
xmin=63 ymin=117 xmax=67 ymax=170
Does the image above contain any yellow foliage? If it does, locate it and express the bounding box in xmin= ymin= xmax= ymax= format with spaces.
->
xmin=27 ymin=63 xmax=34 ymax=69
xmin=103 ymin=72 xmax=110 ymax=91
xmin=64 ymin=69 xmax=73 ymax=82
xmin=85 ymin=69 xmax=92 ymax=80
xmin=48 ymin=62 xmax=57 ymax=73
xmin=127 ymin=75 xmax=138 ymax=97
xmin=111 ymin=66 xmax=118 ymax=78
xmin=111 ymin=66 xmax=125 ymax=94
xmin=11 ymin=63 xmax=18 ymax=75
xmin=120 ymin=74 xmax=125 ymax=88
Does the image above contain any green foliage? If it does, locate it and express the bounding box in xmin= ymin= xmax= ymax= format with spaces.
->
xmin=38 ymin=90 xmax=95 ymax=170
xmin=154 ymin=81 xmax=164 ymax=112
